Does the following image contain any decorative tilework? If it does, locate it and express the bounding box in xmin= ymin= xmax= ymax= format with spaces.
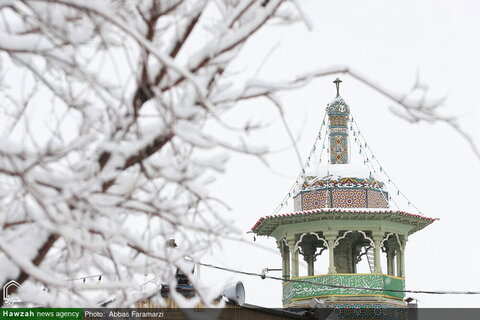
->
xmin=283 ymin=273 xmax=405 ymax=308
xmin=327 ymin=95 xmax=350 ymax=164
xmin=303 ymin=176 xmax=385 ymax=189
xmin=330 ymin=127 xmax=348 ymax=133
xmin=333 ymin=304 xmax=408 ymax=320
xmin=327 ymin=96 xmax=350 ymax=115
xmin=367 ymin=189 xmax=389 ymax=208
xmin=330 ymin=135 xmax=348 ymax=164
xmin=302 ymin=190 xmax=330 ymax=210
xmin=299 ymin=188 xmax=390 ymax=210
xmin=332 ymin=189 xmax=367 ymax=208
xmin=330 ymin=115 xmax=348 ymax=127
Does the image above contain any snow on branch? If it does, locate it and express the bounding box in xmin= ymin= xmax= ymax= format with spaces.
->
xmin=0 ymin=0 xmax=306 ymax=308
xmin=213 ymin=66 xmax=479 ymax=160
xmin=0 ymin=0 xmax=475 ymax=310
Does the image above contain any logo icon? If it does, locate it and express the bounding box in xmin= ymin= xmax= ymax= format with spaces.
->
xmin=3 ymin=280 xmax=22 ymax=306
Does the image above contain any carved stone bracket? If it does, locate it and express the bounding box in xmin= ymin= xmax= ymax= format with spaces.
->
xmin=334 ymin=230 xmax=375 ymax=248
xmin=314 ymin=248 xmax=326 ymax=261
xmin=294 ymin=232 xmax=328 ymax=254
xmin=381 ymin=233 xmax=403 ymax=252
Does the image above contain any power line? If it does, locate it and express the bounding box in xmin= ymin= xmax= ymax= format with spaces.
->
xmin=271 ymin=112 xmax=328 ymax=215
xmin=67 ymin=274 xmax=103 ymax=282
xmin=197 ymin=262 xmax=480 ymax=295
xmin=70 ymin=261 xmax=480 ymax=295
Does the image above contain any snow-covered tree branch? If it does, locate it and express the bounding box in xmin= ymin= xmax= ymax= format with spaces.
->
xmin=0 ymin=0 xmax=476 ymax=308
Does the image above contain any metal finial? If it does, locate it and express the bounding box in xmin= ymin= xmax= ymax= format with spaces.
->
xmin=333 ymin=78 xmax=342 ymax=97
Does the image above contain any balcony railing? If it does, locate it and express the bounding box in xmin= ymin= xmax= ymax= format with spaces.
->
xmin=283 ymin=273 xmax=404 ymax=306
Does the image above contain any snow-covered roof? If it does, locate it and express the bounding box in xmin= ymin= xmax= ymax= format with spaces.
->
xmin=316 ymin=163 xmax=382 ymax=180
xmin=251 ymin=208 xmax=437 ymax=236
xmin=326 ymin=95 xmax=350 ymax=115
xmin=302 ymin=164 xmax=385 ymax=188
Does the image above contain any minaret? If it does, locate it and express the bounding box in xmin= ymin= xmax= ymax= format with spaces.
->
xmin=328 ymin=78 xmax=350 ymax=164
xmin=251 ymin=80 xmax=437 ymax=316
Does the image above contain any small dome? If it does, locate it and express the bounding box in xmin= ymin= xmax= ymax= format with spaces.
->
xmin=326 ymin=96 xmax=350 ymax=115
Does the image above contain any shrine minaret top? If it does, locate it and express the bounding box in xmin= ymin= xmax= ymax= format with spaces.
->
xmin=251 ymin=80 xmax=437 ymax=312
xmin=327 ymin=78 xmax=350 ymax=164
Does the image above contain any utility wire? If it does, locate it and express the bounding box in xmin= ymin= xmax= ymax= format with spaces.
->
xmin=67 ymin=274 xmax=103 ymax=281
xmin=271 ymin=112 xmax=328 ymax=215
xmin=197 ymin=262 xmax=480 ymax=295
xmin=71 ymin=261 xmax=480 ymax=295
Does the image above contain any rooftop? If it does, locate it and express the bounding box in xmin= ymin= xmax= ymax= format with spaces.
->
xmin=251 ymin=208 xmax=437 ymax=237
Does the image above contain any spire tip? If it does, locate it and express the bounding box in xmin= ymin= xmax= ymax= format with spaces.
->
xmin=333 ymin=78 xmax=342 ymax=97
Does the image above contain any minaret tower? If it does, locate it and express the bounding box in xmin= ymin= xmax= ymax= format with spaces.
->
xmin=329 ymin=78 xmax=350 ymax=165
xmin=251 ymin=80 xmax=436 ymax=314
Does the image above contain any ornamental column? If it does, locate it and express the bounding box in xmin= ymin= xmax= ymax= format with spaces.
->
xmin=278 ymin=240 xmax=290 ymax=280
xmin=395 ymin=237 xmax=407 ymax=278
xmin=325 ymin=233 xmax=337 ymax=274
xmin=287 ymin=238 xmax=299 ymax=278
xmin=386 ymin=246 xmax=396 ymax=276
xmin=372 ymin=233 xmax=383 ymax=273
xmin=307 ymin=254 xmax=314 ymax=276
xmin=399 ymin=238 xmax=407 ymax=278
xmin=284 ymin=246 xmax=291 ymax=280
xmin=396 ymin=247 xmax=402 ymax=277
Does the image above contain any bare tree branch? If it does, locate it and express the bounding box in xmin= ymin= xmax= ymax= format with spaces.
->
xmin=0 ymin=0 xmax=475 ymax=309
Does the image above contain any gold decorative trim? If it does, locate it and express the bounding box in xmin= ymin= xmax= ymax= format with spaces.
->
xmin=291 ymin=294 xmax=404 ymax=301
xmin=292 ymin=273 xmax=405 ymax=281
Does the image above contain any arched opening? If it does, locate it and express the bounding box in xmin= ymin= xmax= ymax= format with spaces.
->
xmin=333 ymin=230 xmax=375 ymax=274
xmin=295 ymin=233 xmax=327 ymax=277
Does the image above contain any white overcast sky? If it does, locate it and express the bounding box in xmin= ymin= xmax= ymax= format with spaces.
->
xmin=198 ymin=0 xmax=480 ymax=308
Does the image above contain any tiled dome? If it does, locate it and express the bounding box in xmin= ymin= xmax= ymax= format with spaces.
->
xmin=326 ymin=96 xmax=350 ymax=115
